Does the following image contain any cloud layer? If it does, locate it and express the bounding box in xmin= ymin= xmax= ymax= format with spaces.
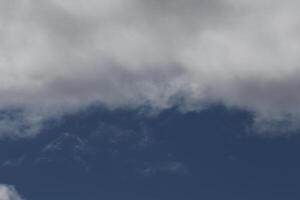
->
xmin=0 ymin=185 xmax=23 ymax=200
xmin=1 ymin=0 xmax=300 ymax=136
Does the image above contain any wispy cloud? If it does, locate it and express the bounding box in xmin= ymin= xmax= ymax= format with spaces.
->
xmin=2 ymin=156 xmax=25 ymax=168
xmin=34 ymin=132 xmax=91 ymax=170
xmin=139 ymin=161 xmax=188 ymax=177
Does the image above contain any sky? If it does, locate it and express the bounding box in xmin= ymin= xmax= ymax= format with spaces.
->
xmin=1 ymin=0 xmax=300 ymax=199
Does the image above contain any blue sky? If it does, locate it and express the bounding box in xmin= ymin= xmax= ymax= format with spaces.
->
xmin=1 ymin=0 xmax=300 ymax=199
xmin=1 ymin=106 xmax=300 ymax=199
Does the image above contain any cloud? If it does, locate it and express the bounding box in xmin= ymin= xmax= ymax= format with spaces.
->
xmin=1 ymin=0 xmax=300 ymax=136
xmin=140 ymin=161 xmax=188 ymax=177
xmin=0 ymin=111 xmax=43 ymax=139
xmin=0 ymin=185 xmax=24 ymax=200
xmin=2 ymin=156 xmax=25 ymax=168
xmin=33 ymin=132 xmax=91 ymax=170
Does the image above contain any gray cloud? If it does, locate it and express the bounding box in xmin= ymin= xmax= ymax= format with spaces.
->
xmin=0 ymin=185 xmax=24 ymax=200
xmin=1 ymin=0 xmax=300 ymax=137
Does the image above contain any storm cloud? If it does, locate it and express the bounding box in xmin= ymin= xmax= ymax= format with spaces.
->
xmin=1 ymin=0 xmax=300 ymax=136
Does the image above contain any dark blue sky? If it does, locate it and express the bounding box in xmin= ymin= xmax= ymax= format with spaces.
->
xmin=1 ymin=106 xmax=300 ymax=200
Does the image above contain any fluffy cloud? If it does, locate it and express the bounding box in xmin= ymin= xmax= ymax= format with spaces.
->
xmin=1 ymin=0 xmax=300 ymax=136
xmin=0 ymin=185 xmax=24 ymax=200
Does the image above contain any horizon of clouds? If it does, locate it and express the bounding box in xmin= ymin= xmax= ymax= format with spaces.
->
xmin=0 ymin=184 xmax=24 ymax=200
xmin=1 ymin=0 xmax=300 ymax=137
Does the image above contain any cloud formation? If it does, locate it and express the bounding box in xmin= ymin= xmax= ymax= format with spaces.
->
xmin=1 ymin=0 xmax=300 ymax=136
xmin=0 ymin=185 xmax=23 ymax=200
xmin=140 ymin=161 xmax=188 ymax=177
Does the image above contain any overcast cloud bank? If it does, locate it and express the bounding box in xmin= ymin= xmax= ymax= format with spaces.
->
xmin=1 ymin=0 xmax=300 ymax=137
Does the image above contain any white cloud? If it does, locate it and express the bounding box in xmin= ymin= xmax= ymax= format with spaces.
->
xmin=1 ymin=0 xmax=300 ymax=136
xmin=0 ymin=185 xmax=24 ymax=200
